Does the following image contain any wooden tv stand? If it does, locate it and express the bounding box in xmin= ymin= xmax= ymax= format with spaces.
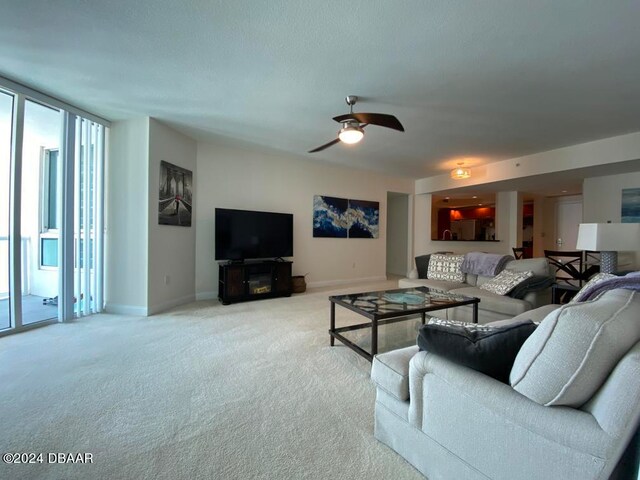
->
xmin=218 ymin=260 xmax=292 ymax=305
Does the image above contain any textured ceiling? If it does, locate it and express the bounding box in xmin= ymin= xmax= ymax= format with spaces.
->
xmin=1 ymin=1 xmax=640 ymax=178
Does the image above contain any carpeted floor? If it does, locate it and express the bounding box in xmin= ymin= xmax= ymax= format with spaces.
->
xmin=0 ymin=280 xmax=424 ymax=480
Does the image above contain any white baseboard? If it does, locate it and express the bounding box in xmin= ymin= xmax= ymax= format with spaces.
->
xmin=307 ymin=275 xmax=387 ymax=289
xmin=104 ymin=303 xmax=149 ymax=316
xmin=105 ymin=294 xmax=197 ymax=317
xmin=147 ymin=294 xmax=196 ymax=315
xmin=196 ymin=291 xmax=217 ymax=301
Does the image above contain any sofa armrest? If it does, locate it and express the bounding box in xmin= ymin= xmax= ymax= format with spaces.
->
xmin=371 ymin=346 xmax=419 ymax=401
xmin=408 ymin=351 xmax=611 ymax=458
xmin=523 ymin=288 xmax=552 ymax=309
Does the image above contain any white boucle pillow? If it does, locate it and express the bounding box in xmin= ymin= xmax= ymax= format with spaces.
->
xmin=510 ymin=289 xmax=640 ymax=407
xmin=427 ymin=254 xmax=465 ymax=283
xmin=479 ymin=269 xmax=534 ymax=295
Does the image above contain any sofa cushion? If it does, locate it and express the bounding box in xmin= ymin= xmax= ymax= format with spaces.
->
xmin=415 ymin=255 xmax=431 ymax=279
xmin=417 ymin=317 xmax=537 ymax=383
xmin=427 ymin=254 xmax=466 ymax=283
xmin=480 ymin=269 xmax=534 ymax=295
xmin=489 ymin=304 xmax=560 ymax=326
xmin=510 ymin=289 xmax=640 ymax=407
xmin=451 ymin=286 xmax=531 ymax=317
xmin=399 ymin=277 xmax=466 ymax=292
xmin=503 ymin=258 xmax=550 ymax=277
xmin=371 ymin=345 xmax=418 ymax=401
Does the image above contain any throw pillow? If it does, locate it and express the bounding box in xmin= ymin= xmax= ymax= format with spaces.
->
xmin=427 ymin=254 xmax=465 ymax=283
xmin=415 ymin=254 xmax=431 ymax=279
xmin=510 ymin=289 xmax=640 ymax=407
xmin=507 ymin=275 xmax=555 ymax=299
xmin=569 ymin=272 xmax=616 ymax=303
xmin=417 ymin=317 xmax=538 ymax=383
xmin=480 ymin=269 xmax=534 ymax=296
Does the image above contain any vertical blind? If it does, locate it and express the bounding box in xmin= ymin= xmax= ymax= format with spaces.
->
xmin=74 ymin=117 xmax=104 ymax=317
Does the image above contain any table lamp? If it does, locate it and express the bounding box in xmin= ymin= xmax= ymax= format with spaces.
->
xmin=576 ymin=223 xmax=640 ymax=274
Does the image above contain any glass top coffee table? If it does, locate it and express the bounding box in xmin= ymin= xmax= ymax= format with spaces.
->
xmin=329 ymin=286 xmax=480 ymax=362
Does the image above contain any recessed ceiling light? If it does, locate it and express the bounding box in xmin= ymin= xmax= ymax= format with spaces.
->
xmin=478 ymin=203 xmax=482 ymax=206
xmin=472 ymin=196 xmax=477 ymax=199
xmin=561 ymin=190 xmax=568 ymax=193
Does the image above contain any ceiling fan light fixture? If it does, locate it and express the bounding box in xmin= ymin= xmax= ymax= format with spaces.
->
xmin=451 ymin=163 xmax=471 ymax=180
xmin=338 ymin=124 xmax=364 ymax=144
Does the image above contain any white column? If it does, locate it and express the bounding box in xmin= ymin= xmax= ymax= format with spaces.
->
xmin=413 ymin=193 xmax=432 ymax=256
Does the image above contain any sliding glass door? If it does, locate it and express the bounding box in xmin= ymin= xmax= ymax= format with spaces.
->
xmin=0 ymin=91 xmax=13 ymax=330
xmin=21 ymin=99 xmax=62 ymax=324
xmin=0 ymin=77 xmax=108 ymax=336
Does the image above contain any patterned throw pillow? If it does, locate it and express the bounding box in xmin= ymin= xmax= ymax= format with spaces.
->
xmin=569 ymin=272 xmax=616 ymax=303
xmin=427 ymin=254 xmax=465 ymax=282
xmin=480 ymin=269 xmax=534 ymax=295
xmin=418 ymin=317 xmax=538 ymax=383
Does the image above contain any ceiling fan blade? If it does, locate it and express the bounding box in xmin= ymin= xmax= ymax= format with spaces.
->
xmin=308 ymin=138 xmax=340 ymax=153
xmin=333 ymin=112 xmax=404 ymax=132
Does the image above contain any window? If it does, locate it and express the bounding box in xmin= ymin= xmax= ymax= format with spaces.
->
xmin=42 ymin=148 xmax=58 ymax=230
xmin=39 ymin=148 xmax=59 ymax=269
xmin=40 ymin=237 xmax=58 ymax=267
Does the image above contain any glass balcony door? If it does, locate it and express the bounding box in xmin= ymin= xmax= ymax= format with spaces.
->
xmin=0 ymin=78 xmax=107 ymax=337
xmin=0 ymin=91 xmax=13 ymax=330
xmin=20 ymin=99 xmax=62 ymax=325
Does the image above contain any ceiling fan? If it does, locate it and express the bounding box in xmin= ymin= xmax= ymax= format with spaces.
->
xmin=308 ymin=95 xmax=404 ymax=153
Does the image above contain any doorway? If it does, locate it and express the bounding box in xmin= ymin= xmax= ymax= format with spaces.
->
xmin=386 ymin=192 xmax=410 ymax=277
xmin=556 ymin=197 xmax=583 ymax=250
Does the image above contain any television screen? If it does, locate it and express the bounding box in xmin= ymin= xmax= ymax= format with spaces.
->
xmin=215 ymin=208 xmax=293 ymax=261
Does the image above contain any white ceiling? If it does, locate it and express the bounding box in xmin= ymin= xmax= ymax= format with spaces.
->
xmin=1 ymin=1 xmax=640 ymax=179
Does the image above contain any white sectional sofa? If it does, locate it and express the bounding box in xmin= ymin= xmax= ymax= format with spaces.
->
xmin=399 ymin=257 xmax=553 ymax=324
xmin=371 ymin=289 xmax=640 ymax=480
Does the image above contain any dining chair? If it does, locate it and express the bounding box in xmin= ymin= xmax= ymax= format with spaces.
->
xmin=544 ymin=250 xmax=585 ymax=288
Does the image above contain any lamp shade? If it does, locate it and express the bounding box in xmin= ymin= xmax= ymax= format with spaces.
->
xmin=576 ymin=223 xmax=640 ymax=251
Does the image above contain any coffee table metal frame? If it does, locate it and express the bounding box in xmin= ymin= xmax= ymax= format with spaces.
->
xmin=329 ymin=287 xmax=480 ymax=362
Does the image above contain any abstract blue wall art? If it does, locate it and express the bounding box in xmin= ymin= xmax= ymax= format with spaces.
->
xmin=621 ymin=187 xmax=640 ymax=223
xmin=348 ymin=199 xmax=379 ymax=238
xmin=313 ymin=195 xmax=349 ymax=237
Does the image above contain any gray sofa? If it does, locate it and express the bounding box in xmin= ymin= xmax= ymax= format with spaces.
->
xmin=371 ymin=289 xmax=640 ymax=480
xmin=399 ymin=257 xmax=552 ymax=324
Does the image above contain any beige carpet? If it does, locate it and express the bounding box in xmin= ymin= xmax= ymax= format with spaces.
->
xmin=0 ymin=280 xmax=424 ymax=480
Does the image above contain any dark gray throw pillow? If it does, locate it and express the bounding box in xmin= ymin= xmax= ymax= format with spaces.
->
xmin=507 ymin=275 xmax=555 ymax=299
xmin=417 ymin=318 xmax=537 ymax=383
xmin=415 ymin=254 xmax=431 ymax=279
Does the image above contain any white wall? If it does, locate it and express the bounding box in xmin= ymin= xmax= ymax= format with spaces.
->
xmin=195 ymin=141 xmax=413 ymax=298
xmin=386 ymin=194 xmax=409 ymax=276
xmin=147 ymin=119 xmax=197 ymax=314
xmin=583 ymin=172 xmax=640 ymax=268
xmin=105 ymin=118 xmax=149 ymax=314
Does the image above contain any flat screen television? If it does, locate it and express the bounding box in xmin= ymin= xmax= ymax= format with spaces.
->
xmin=215 ymin=208 xmax=293 ymax=261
